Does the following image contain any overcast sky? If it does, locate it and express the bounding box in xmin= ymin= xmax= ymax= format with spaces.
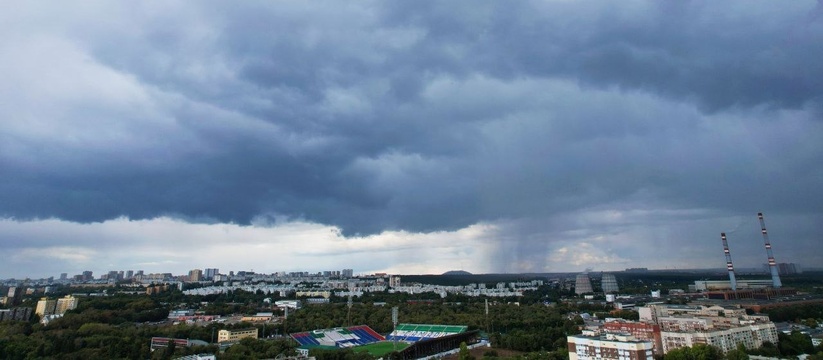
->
xmin=2 ymin=1 xmax=822 ymax=279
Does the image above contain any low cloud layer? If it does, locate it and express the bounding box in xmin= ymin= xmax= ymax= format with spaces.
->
xmin=1 ymin=1 xmax=822 ymax=278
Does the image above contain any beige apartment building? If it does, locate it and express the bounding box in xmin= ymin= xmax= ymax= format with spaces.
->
xmin=35 ymin=298 xmax=58 ymax=316
xmin=568 ymin=332 xmax=654 ymax=360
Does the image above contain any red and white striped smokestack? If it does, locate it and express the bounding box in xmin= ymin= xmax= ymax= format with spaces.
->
xmin=721 ymin=232 xmax=737 ymax=291
xmin=758 ymin=212 xmax=782 ymax=288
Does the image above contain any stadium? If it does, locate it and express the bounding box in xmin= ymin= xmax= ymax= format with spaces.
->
xmin=291 ymin=323 xmax=481 ymax=358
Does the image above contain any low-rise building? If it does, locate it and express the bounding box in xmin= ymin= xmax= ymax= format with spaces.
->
xmin=174 ymin=354 xmax=216 ymax=360
xmin=241 ymin=312 xmax=274 ymax=322
xmin=150 ymin=337 xmax=210 ymax=351
xmin=218 ymin=328 xmax=258 ymax=343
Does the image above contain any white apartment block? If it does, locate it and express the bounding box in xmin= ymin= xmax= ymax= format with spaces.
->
xmin=637 ymin=304 xmax=778 ymax=354
xmin=661 ymin=323 xmax=778 ymax=354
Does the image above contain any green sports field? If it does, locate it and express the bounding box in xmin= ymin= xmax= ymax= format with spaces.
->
xmin=353 ymin=341 xmax=409 ymax=356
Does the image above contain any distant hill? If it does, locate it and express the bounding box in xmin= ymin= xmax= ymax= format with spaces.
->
xmin=442 ymin=270 xmax=472 ymax=276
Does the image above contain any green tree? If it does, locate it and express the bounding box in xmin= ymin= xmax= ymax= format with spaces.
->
xmin=748 ymin=341 xmax=780 ymax=357
xmin=163 ymin=339 xmax=176 ymax=360
xmin=725 ymin=345 xmax=749 ymax=360
xmin=691 ymin=344 xmax=722 ymax=360
xmin=778 ymin=330 xmax=815 ymax=355
xmin=664 ymin=344 xmax=722 ymax=360
xmin=459 ymin=341 xmax=475 ymax=360
xmin=664 ymin=346 xmax=691 ymax=360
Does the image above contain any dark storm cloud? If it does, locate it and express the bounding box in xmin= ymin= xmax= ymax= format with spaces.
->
xmin=1 ymin=0 xmax=822 ymax=252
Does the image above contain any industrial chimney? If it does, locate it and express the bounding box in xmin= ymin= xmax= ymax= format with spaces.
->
xmin=758 ymin=212 xmax=782 ymax=288
xmin=721 ymin=232 xmax=737 ymax=291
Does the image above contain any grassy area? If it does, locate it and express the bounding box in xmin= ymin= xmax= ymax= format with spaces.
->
xmin=353 ymin=341 xmax=409 ymax=356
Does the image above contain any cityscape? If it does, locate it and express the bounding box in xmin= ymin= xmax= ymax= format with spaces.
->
xmin=3 ymin=1 xmax=823 ymax=359
xmin=2 ymin=264 xmax=822 ymax=359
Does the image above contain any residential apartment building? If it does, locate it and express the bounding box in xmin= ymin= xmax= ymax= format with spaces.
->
xmin=6 ymin=287 xmax=23 ymax=306
xmin=0 ymin=308 xmax=32 ymax=322
xmin=661 ymin=323 xmax=777 ymax=354
xmin=35 ymin=298 xmax=58 ymax=316
xmin=189 ymin=269 xmax=203 ymax=282
xmin=602 ymin=319 xmax=663 ymax=356
xmin=637 ymin=304 xmax=777 ymax=354
xmin=56 ymin=295 xmax=79 ymax=314
xmin=568 ymin=332 xmax=654 ymax=360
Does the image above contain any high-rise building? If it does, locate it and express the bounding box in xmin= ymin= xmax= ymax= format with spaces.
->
xmin=56 ymin=295 xmax=79 ymax=314
xmin=82 ymin=271 xmax=93 ymax=281
xmin=575 ymin=274 xmax=593 ymax=295
xmin=107 ymin=270 xmax=120 ymax=282
xmin=60 ymin=273 xmax=68 ymax=280
xmin=6 ymin=287 xmax=23 ymax=306
xmin=125 ymin=270 xmax=134 ymax=279
xmin=204 ymin=268 xmax=219 ymax=280
xmin=601 ymin=273 xmax=619 ymax=293
xmin=342 ymin=269 xmax=354 ymax=278
xmin=189 ymin=269 xmax=203 ymax=282
xmin=0 ymin=308 xmax=32 ymax=322
xmin=35 ymin=298 xmax=58 ymax=316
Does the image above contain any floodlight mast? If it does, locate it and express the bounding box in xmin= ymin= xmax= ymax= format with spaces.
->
xmin=347 ymin=281 xmax=354 ymax=326
xmin=392 ymin=307 xmax=398 ymax=352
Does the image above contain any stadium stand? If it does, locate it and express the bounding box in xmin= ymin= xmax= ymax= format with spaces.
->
xmin=291 ymin=325 xmax=385 ymax=348
xmin=396 ymin=330 xmax=481 ymax=360
xmin=385 ymin=324 xmax=468 ymax=343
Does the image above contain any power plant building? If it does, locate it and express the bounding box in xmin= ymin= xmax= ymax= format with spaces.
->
xmin=692 ymin=280 xmax=774 ymax=291
xmin=601 ymin=273 xmax=619 ymax=293
xmin=575 ymin=274 xmax=593 ymax=295
xmin=707 ymin=214 xmax=796 ymax=300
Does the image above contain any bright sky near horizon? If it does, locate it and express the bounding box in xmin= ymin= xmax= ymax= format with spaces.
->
xmin=1 ymin=1 xmax=822 ymax=279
